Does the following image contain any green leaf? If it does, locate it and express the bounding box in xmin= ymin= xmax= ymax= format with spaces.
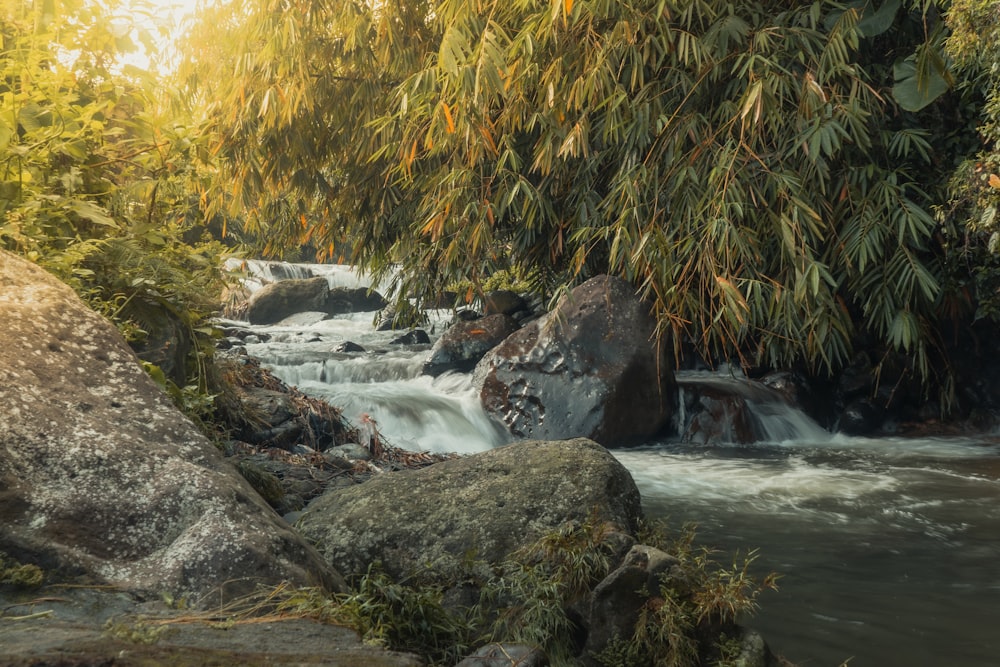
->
xmin=17 ymin=103 xmax=49 ymax=133
xmin=857 ymin=0 xmax=900 ymax=38
xmin=68 ymin=200 xmax=118 ymax=227
xmin=0 ymin=118 xmax=13 ymax=151
xmin=892 ymin=52 xmax=950 ymax=112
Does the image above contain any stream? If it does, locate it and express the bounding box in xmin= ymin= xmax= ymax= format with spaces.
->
xmin=227 ymin=260 xmax=1000 ymax=666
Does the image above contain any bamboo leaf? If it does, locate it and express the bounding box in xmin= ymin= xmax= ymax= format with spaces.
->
xmin=441 ymin=101 xmax=455 ymax=134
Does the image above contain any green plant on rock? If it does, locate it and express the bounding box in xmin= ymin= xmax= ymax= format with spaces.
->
xmin=595 ymin=522 xmax=779 ymax=667
xmin=155 ymin=520 xmax=775 ymax=667
xmin=483 ymin=516 xmax=619 ymax=662
xmin=324 ymin=565 xmax=476 ymax=665
xmin=0 ymin=552 xmax=44 ymax=589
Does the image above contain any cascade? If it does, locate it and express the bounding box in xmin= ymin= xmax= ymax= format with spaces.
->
xmin=223 ymin=261 xmax=1000 ymax=667
xmin=674 ymin=370 xmax=831 ymax=444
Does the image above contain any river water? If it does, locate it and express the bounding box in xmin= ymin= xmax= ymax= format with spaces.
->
xmin=228 ymin=261 xmax=1000 ymax=666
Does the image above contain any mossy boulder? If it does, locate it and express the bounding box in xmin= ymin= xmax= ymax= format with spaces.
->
xmin=296 ymin=438 xmax=642 ymax=582
xmin=0 ymin=250 xmax=344 ymax=601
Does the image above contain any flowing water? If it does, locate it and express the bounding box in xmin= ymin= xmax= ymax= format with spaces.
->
xmin=227 ymin=261 xmax=1000 ymax=666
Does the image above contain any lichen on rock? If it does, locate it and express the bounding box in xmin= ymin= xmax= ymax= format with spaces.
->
xmin=0 ymin=250 xmax=343 ymax=602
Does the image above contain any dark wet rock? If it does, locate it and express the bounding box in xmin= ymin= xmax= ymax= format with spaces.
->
xmin=322 ymin=450 xmax=361 ymax=470
xmin=335 ymin=341 xmax=366 ymax=353
xmin=0 ymin=250 xmax=343 ymax=601
xmin=837 ymin=397 xmax=885 ymax=436
xmin=326 ymin=443 xmax=373 ymax=462
xmin=582 ymin=545 xmax=681 ymax=662
xmin=220 ymin=358 xmax=349 ymax=452
xmin=423 ymin=314 xmax=520 ymax=377
xmin=838 ymin=352 xmax=874 ymax=400
xmin=474 ymin=275 xmax=675 ymax=446
xmin=457 ymin=643 xmax=548 ymax=666
xmin=241 ymin=387 xmax=297 ymax=426
xmin=760 ymin=370 xmax=810 ymax=410
xmin=390 ymin=329 xmax=432 ymax=345
xmin=246 ymin=277 xmax=387 ymax=325
xmin=482 ymin=290 xmax=526 ymax=317
xmin=684 ymin=389 xmax=758 ymax=444
xmin=129 ymin=304 xmax=193 ymax=387
xmin=297 ymin=438 xmax=642 ymax=582
xmin=236 ymin=459 xmax=287 ymax=506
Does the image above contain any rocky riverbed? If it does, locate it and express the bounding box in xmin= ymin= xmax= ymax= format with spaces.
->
xmin=0 ymin=250 xmax=780 ymax=666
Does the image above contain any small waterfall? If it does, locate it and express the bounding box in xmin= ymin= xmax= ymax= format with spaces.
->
xmin=225 ymin=258 xmax=395 ymax=295
xmin=675 ymin=370 xmax=830 ymax=444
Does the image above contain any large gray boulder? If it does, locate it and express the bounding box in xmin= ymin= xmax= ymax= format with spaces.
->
xmin=0 ymin=250 xmax=343 ymax=601
xmin=296 ymin=438 xmax=643 ymax=581
xmin=246 ymin=276 xmax=387 ymax=324
xmin=473 ymin=275 xmax=675 ymax=446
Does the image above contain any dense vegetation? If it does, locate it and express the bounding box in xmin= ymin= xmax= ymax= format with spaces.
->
xmin=4 ymin=1 xmax=998 ymax=661
xmin=190 ymin=0 xmax=994 ymax=394
xmin=3 ymin=0 xmax=1000 ymax=397
xmin=0 ymin=0 xmax=229 ymax=407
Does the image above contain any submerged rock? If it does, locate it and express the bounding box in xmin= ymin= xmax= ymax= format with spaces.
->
xmin=0 ymin=250 xmax=343 ymax=601
xmin=474 ymin=275 xmax=676 ymax=446
xmin=296 ymin=438 xmax=643 ymax=581
xmin=389 ymin=329 xmax=432 ymax=345
xmin=246 ymin=277 xmax=387 ymax=324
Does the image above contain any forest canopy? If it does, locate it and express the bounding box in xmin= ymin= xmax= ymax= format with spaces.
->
xmin=189 ymin=0 xmax=994 ymax=381
xmin=4 ymin=0 xmax=1000 ymax=403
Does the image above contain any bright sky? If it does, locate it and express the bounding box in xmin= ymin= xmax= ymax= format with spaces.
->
xmin=113 ymin=0 xmax=204 ymax=72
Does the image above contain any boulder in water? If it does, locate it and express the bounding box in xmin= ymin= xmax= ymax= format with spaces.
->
xmin=246 ymin=276 xmax=330 ymax=324
xmin=473 ymin=275 xmax=675 ymax=446
xmin=0 ymin=250 xmax=343 ymax=601
xmin=296 ymin=438 xmax=643 ymax=581
xmin=683 ymin=388 xmax=758 ymax=444
xmin=389 ymin=329 xmax=431 ymax=345
xmin=422 ymin=313 xmax=520 ymax=377
xmin=246 ymin=277 xmax=387 ymax=324
xmin=482 ymin=290 xmax=526 ymax=317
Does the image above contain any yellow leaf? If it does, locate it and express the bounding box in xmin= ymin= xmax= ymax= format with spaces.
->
xmin=406 ymin=139 xmax=418 ymax=171
xmin=421 ymin=214 xmax=445 ymax=241
xmin=441 ymin=101 xmax=455 ymax=134
xmin=990 ymin=174 xmax=1000 ymax=189
xmin=564 ymin=0 xmax=573 ymax=15
xmin=300 ymin=213 xmax=307 ymax=228
xmin=479 ymin=125 xmax=497 ymax=155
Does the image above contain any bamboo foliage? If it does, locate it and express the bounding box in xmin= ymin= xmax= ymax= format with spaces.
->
xmin=199 ymin=0 xmax=959 ymax=375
